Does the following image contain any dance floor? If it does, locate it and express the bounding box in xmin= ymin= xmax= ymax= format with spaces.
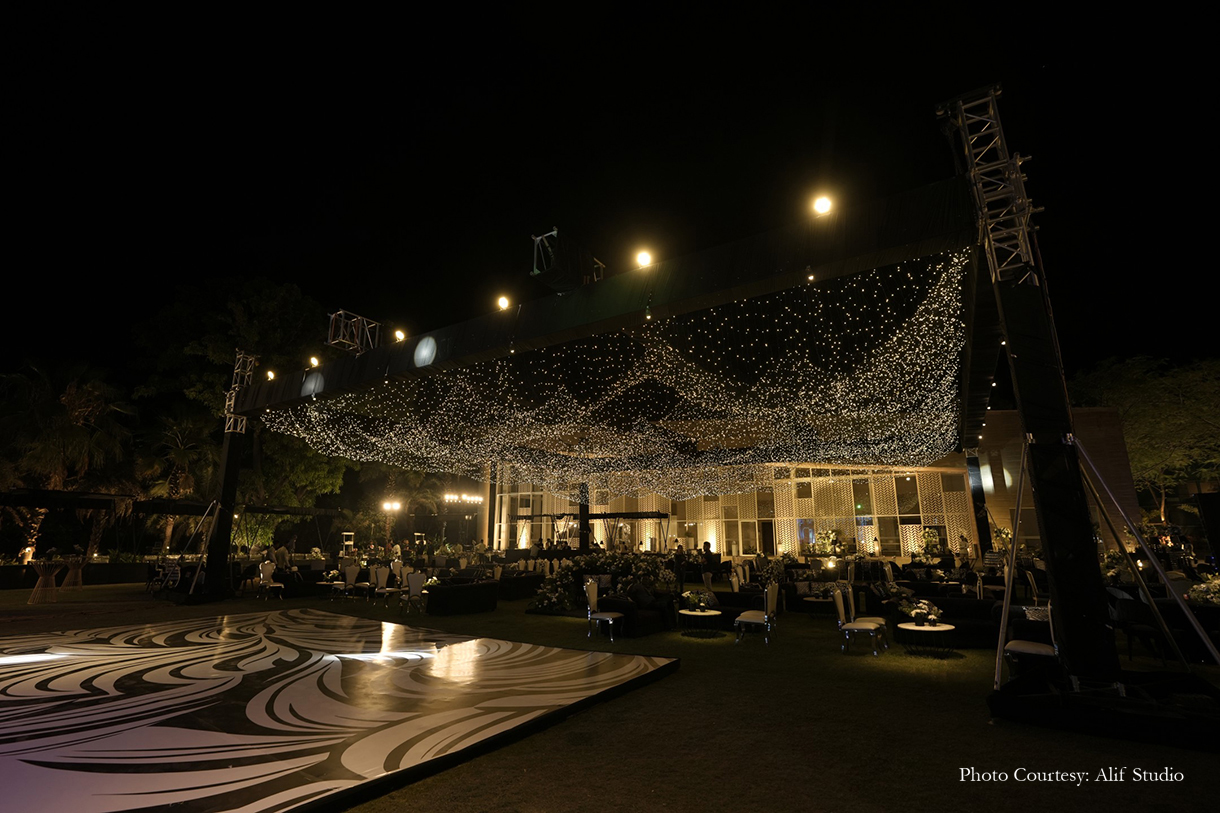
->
xmin=0 ymin=608 xmax=677 ymax=813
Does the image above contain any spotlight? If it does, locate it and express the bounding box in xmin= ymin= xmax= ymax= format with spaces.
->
xmin=309 ymin=357 xmax=319 ymax=367
xmin=637 ymin=251 xmax=652 ymax=267
xmin=267 ymin=371 xmax=275 ymax=380
xmin=395 ymin=329 xmax=406 ymax=342
xmin=498 ymin=296 xmax=510 ymax=310
xmin=812 ymin=196 xmax=832 ymax=215
xmin=645 ymin=305 xmax=652 ymax=320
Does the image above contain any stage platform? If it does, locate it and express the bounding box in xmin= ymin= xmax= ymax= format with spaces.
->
xmin=0 ymin=608 xmax=677 ymax=812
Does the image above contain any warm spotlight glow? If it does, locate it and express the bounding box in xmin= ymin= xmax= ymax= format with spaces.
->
xmin=266 ymin=371 xmax=275 ymax=380
xmin=310 ymin=357 xmax=319 ymax=367
xmin=395 ymin=329 xmax=406 ymax=342
xmin=498 ymin=296 xmax=510 ymax=310
xmin=637 ymin=251 xmax=652 ymax=267
xmin=812 ymin=196 xmax=832 ymax=215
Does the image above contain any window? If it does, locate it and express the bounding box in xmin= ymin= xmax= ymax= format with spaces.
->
xmin=852 ymin=479 xmax=872 ymax=515
xmin=895 ymin=476 xmax=920 ymax=517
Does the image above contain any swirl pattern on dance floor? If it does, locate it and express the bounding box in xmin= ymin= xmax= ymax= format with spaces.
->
xmin=0 ymin=609 xmax=676 ymax=812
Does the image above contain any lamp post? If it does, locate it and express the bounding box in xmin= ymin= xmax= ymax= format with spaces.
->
xmin=382 ymin=501 xmax=401 ymax=552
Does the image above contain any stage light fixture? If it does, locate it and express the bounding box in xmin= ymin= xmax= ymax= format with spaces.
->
xmin=267 ymin=371 xmax=275 ymax=380
xmin=310 ymin=357 xmax=319 ymax=367
xmin=395 ymin=330 xmax=406 ymax=342
xmin=812 ymin=196 xmax=832 ymax=215
xmin=498 ymin=296 xmax=510 ymax=310
xmin=637 ymin=251 xmax=652 ymax=267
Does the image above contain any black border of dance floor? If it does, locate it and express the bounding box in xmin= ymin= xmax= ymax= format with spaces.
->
xmin=0 ymin=609 xmax=679 ymax=813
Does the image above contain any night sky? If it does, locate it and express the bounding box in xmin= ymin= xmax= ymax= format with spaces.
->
xmin=8 ymin=16 xmax=1210 ymax=382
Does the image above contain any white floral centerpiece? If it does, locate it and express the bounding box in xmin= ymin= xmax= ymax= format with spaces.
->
xmin=1187 ymin=576 xmax=1220 ymax=606
xmin=814 ymin=529 xmax=840 ymax=555
xmin=899 ymin=598 xmax=942 ymax=625
xmin=682 ymin=589 xmax=712 ymax=610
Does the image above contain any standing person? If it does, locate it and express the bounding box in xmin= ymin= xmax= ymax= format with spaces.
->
xmin=701 ymin=542 xmax=716 ymax=592
xmin=673 ymin=544 xmax=687 ymax=594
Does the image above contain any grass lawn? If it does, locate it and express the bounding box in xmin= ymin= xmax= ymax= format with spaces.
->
xmin=1 ymin=584 xmax=1214 ymax=813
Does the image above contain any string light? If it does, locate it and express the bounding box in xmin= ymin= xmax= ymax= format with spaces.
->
xmin=264 ymin=251 xmax=968 ymax=501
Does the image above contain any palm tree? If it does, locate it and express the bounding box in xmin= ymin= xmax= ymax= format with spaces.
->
xmin=136 ymin=411 xmax=221 ymax=553
xmin=1 ymin=364 xmax=133 ymax=555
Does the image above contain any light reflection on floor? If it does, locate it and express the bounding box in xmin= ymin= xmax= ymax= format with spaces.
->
xmin=0 ymin=608 xmax=675 ymax=813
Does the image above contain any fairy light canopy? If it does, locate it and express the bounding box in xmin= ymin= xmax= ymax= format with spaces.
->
xmin=264 ymin=249 xmax=972 ymax=500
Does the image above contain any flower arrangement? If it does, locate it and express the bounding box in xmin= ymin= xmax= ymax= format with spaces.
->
xmin=682 ymin=589 xmax=712 ymax=609
xmin=756 ymin=556 xmax=787 ymax=586
xmin=424 ymin=576 xmax=441 ymax=587
xmin=814 ymin=529 xmax=840 ymax=555
xmin=898 ymin=598 xmax=942 ymax=624
xmin=1101 ymin=550 xmax=1128 ymax=583
xmin=308 ymin=548 xmax=326 ymax=560
xmin=323 ymin=570 xmax=339 ymax=582
xmin=1187 ymin=576 xmax=1220 ymax=606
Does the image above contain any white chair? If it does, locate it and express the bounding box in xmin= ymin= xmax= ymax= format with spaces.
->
xmin=1024 ymin=570 xmax=1047 ymax=605
xmin=734 ymin=582 xmax=779 ymax=644
xmin=729 ymin=572 xmax=741 ymax=593
xmin=585 ymin=579 xmax=623 ymax=642
xmin=1004 ymin=601 xmax=1058 ymax=673
xmin=399 ymin=572 xmax=427 ymax=614
xmin=833 ymin=589 xmax=882 ymax=656
xmin=328 ymin=564 xmax=358 ymax=600
xmin=369 ymin=566 xmax=394 ymax=605
xmin=847 ymin=587 xmax=888 ymax=649
xmin=258 ymin=561 xmax=283 ymax=600
xmin=353 ymin=564 xmax=377 ymax=600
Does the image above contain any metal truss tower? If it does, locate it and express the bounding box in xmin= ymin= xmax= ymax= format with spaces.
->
xmin=939 ymin=86 xmax=1120 ymax=682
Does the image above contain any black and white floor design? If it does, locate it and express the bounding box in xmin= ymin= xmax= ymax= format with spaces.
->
xmin=0 ymin=609 xmax=675 ymax=812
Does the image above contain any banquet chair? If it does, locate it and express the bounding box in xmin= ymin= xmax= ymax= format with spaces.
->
xmin=258 ymin=560 xmax=284 ymax=600
xmin=328 ymin=564 xmax=359 ymax=600
xmin=1106 ymin=587 xmax=1166 ymax=664
xmin=729 ymin=573 xmax=741 ymax=593
xmin=1004 ymin=601 xmax=1059 ymax=675
xmin=585 ymin=579 xmax=624 ymax=642
xmin=1024 ymin=570 xmax=1047 ymax=605
xmin=735 ymin=582 xmax=779 ymax=645
xmin=847 ymin=587 xmax=889 ymax=649
xmin=833 ymin=589 xmax=882 ymax=656
xmin=400 ymin=572 xmax=427 ymax=615
xmin=369 ymin=566 xmax=393 ymax=605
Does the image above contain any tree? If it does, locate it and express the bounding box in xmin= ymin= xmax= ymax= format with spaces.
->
xmin=1072 ymin=357 xmax=1220 ymax=523
xmin=135 ymin=409 xmax=221 ymax=552
xmin=136 ymin=278 xmax=359 ymax=551
xmin=0 ymin=363 xmax=135 ymax=556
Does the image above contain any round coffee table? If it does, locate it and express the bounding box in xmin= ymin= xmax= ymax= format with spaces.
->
xmin=802 ymin=596 xmax=836 ymax=617
xmin=679 ymin=609 xmax=723 ymax=638
xmin=896 ymin=622 xmax=956 ymax=656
